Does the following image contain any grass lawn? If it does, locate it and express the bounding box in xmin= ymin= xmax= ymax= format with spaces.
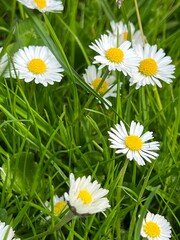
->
xmin=0 ymin=0 xmax=180 ymax=239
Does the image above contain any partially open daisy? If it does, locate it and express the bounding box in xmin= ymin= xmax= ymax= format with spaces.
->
xmin=89 ymin=34 xmax=139 ymax=76
xmin=83 ymin=65 xmax=117 ymax=108
xmin=108 ymin=20 xmax=144 ymax=46
xmin=141 ymin=212 xmax=172 ymax=240
xmin=108 ymin=121 xmax=160 ymax=166
xmin=130 ymin=43 xmax=175 ymax=89
xmin=17 ymin=0 xmax=64 ymax=13
xmin=12 ymin=46 xmax=64 ymax=87
xmin=64 ymin=173 xmax=110 ymax=215
xmin=0 ymin=221 xmax=20 ymax=240
xmin=45 ymin=195 xmax=67 ymax=219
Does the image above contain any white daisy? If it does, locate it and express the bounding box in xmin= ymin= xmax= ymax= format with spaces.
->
xmin=89 ymin=34 xmax=139 ymax=76
xmin=0 ymin=221 xmax=20 ymax=240
xmin=108 ymin=20 xmax=144 ymax=46
xmin=83 ymin=65 xmax=117 ymax=108
xmin=129 ymin=43 xmax=175 ymax=89
xmin=141 ymin=212 xmax=172 ymax=240
xmin=108 ymin=121 xmax=160 ymax=166
xmin=0 ymin=47 xmax=10 ymax=77
xmin=12 ymin=46 xmax=64 ymax=87
xmin=45 ymin=195 xmax=67 ymax=219
xmin=64 ymin=173 xmax=110 ymax=215
xmin=17 ymin=0 xmax=64 ymax=13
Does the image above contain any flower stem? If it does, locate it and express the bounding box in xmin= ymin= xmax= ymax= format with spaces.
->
xmin=153 ymin=85 xmax=166 ymax=120
xmin=134 ymin=0 xmax=146 ymax=45
xmin=26 ymin=211 xmax=75 ymax=239
xmin=116 ymin=158 xmax=129 ymax=239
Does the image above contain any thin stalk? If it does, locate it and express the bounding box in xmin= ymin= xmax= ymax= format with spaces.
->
xmin=116 ymin=158 xmax=129 ymax=239
xmin=128 ymin=161 xmax=155 ymax=239
xmin=134 ymin=0 xmax=146 ymax=45
xmin=26 ymin=211 xmax=75 ymax=240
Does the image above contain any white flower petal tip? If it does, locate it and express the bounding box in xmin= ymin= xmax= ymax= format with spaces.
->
xmin=82 ymin=65 xmax=117 ymax=109
xmin=16 ymin=0 xmax=64 ymax=13
xmin=11 ymin=46 xmax=64 ymax=87
xmin=108 ymin=120 xmax=160 ymax=166
xmin=64 ymin=173 xmax=110 ymax=216
xmin=130 ymin=43 xmax=175 ymax=89
xmin=89 ymin=34 xmax=140 ymax=76
xmin=0 ymin=221 xmax=19 ymax=240
xmin=141 ymin=212 xmax=172 ymax=240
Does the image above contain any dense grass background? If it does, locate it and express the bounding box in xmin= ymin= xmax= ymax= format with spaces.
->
xmin=0 ymin=0 xmax=180 ymax=239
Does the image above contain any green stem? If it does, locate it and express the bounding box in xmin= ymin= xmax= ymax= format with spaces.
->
xmin=26 ymin=211 xmax=75 ymax=240
xmin=153 ymin=85 xmax=166 ymax=120
xmin=134 ymin=0 xmax=146 ymax=44
xmin=128 ymin=161 xmax=155 ymax=240
xmin=116 ymin=158 xmax=129 ymax=239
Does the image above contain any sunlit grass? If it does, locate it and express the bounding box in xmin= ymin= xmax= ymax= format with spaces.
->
xmin=0 ymin=0 xmax=180 ymax=239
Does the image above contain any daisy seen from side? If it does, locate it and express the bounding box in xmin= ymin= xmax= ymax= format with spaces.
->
xmin=0 ymin=47 xmax=10 ymax=77
xmin=12 ymin=46 xmax=64 ymax=87
xmin=129 ymin=43 xmax=175 ymax=89
xmin=141 ymin=212 xmax=172 ymax=240
xmin=108 ymin=20 xmax=144 ymax=46
xmin=64 ymin=173 xmax=110 ymax=215
xmin=89 ymin=34 xmax=139 ymax=76
xmin=83 ymin=65 xmax=117 ymax=108
xmin=108 ymin=121 xmax=160 ymax=166
xmin=45 ymin=195 xmax=67 ymax=220
xmin=16 ymin=0 xmax=64 ymax=13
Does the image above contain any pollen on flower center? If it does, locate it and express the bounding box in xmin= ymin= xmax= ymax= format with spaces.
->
xmin=54 ymin=202 xmax=66 ymax=215
xmin=91 ymin=77 xmax=108 ymax=94
xmin=77 ymin=190 xmax=92 ymax=204
xmin=125 ymin=135 xmax=143 ymax=151
xmin=144 ymin=221 xmax=161 ymax=238
xmin=106 ymin=47 xmax=124 ymax=63
xmin=28 ymin=58 xmax=47 ymax=74
xmin=139 ymin=58 xmax=158 ymax=76
xmin=33 ymin=0 xmax=47 ymax=9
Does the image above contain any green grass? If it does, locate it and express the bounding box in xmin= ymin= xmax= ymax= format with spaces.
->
xmin=0 ymin=0 xmax=180 ymax=239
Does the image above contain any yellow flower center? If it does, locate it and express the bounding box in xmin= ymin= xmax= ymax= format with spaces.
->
xmin=53 ymin=201 xmax=66 ymax=215
xmin=125 ymin=135 xmax=143 ymax=151
xmin=144 ymin=221 xmax=161 ymax=238
xmin=123 ymin=31 xmax=128 ymax=40
xmin=106 ymin=47 xmax=124 ymax=63
xmin=77 ymin=190 xmax=92 ymax=204
xmin=28 ymin=58 xmax=47 ymax=74
xmin=91 ymin=77 xmax=108 ymax=94
xmin=33 ymin=0 xmax=47 ymax=9
xmin=139 ymin=58 xmax=158 ymax=76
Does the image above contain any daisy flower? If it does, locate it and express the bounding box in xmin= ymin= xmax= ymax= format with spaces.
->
xmin=108 ymin=20 xmax=144 ymax=46
xmin=12 ymin=46 xmax=64 ymax=87
xmin=45 ymin=195 xmax=67 ymax=219
xmin=0 ymin=47 xmax=10 ymax=77
xmin=129 ymin=43 xmax=175 ymax=89
xmin=108 ymin=121 xmax=160 ymax=166
xmin=16 ymin=0 xmax=64 ymax=13
xmin=0 ymin=221 xmax=20 ymax=240
xmin=64 ymin=173 xmax=110 ymax=215
xmin=141 ymin=212 xmax=172 ymax=240
xmin=89 ymin=34 xmax=139 ymax=76
xmin=83 ymin=65 xmax=117 ymax=108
